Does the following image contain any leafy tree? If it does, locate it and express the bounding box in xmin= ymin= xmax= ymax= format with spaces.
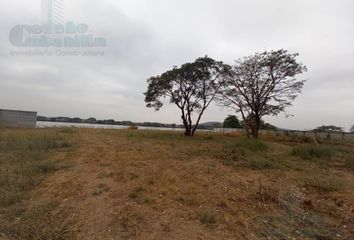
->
xmin=220 ymin=49 xmax=307 ymax=138
xmin=223 ymin=115 xmax=241 ymax=128
xmin=144 ymin=56 xmax=230 ymax=136
xmin=313 ymin=125 xmax=343 ymax=133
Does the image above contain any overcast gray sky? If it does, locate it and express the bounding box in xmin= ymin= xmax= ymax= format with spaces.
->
xmin=0 ymin=0 xmax=353 ymax=130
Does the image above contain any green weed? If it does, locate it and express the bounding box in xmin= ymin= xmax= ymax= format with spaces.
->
xmin=292 ymin=145 xmax=334 ymax=160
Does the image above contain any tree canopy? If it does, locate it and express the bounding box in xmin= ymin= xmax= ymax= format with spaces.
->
xmin=144 ymin=56 xmax=230 ymax=136
xmin=220 ymin=49 xmax=307 ymax=138
xmin=223 ymin=115 xmax=241 ymax=128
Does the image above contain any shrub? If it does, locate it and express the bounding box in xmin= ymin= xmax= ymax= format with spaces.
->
xmin=249 ymin=157 xmax=282 ymax=170
xmin=235 ymin=138 xmax=269 ymax=152
xmin=305 ymin=175 xmax=345 ymax=192
xmin=292 ymin=145 xmax=334 ymax=160
xmin=199 ymin=212 xmax=217 ymax=226
xmin=344 ymin=154 xmax=354 ymax=170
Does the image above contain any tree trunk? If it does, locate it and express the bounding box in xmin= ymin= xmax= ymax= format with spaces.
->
xmin=192 ymin=110 xmax=205 ymax=137
xmin=251 ymin=117 xmax=260 ymax=139
xmin=251 ymin=128 xmax=259 ymax=138
xmin=184 ymin=128 xmax=193 ymax=137
xmin=181 ymin=114 xmax=193 ymax=137
xmin=250 ymin=127 xmax=257 ymax=138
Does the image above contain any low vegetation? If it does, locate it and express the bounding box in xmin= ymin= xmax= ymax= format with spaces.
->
xmin=199 ymin=212 xmax=217 ymax=226
xmin=0 ymin=128 xmax=353 ymax=240
xmin=304 ymin=174 xmax=346 ymax=192
xmin=0 ymin=130 xmax=71 ymax=206
xmin=345 ymin=154 xmax=354 ymax=170
xmin=0 ymin=129 xmax=73 ymax=239
xmin=292 ymin=144 xmax=335 ymax=160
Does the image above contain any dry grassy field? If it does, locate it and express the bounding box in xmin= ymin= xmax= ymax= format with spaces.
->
xmin=0 ymin=128 xmax=353 ymax=240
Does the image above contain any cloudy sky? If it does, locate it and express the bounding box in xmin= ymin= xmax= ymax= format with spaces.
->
xmin=0 ymin=0 xmax=353 ymax=130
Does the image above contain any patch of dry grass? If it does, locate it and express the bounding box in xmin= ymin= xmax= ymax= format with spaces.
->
xmin=110 ymin=207 xmax=145 ymax=240
xmin=0 ymin=129 xmax=74 ymax=239
xmin=1 ymin=128 xmax=353 ymax=240
xmin=345 ymin=154 xmax=354 ymax=170
xmin=292 ymin=144 xmax=335 ymax=160
xmin=9 ymin=202 xmax=77 ymax=240
xmin=0 ymin=129 xmax=71 ymax=206
xmin=304 ymin=174 xmax=346 ymax=192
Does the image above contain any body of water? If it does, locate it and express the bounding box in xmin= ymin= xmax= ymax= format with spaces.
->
xmin=36 ymin=121 xmax=188 ymax=131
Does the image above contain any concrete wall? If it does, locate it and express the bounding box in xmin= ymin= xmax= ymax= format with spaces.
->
xmin=0 ymin=109 xmax=37 ymax=128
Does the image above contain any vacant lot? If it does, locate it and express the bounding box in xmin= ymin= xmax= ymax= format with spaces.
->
xmin=0 ymin=128 xmax=353 ymax=240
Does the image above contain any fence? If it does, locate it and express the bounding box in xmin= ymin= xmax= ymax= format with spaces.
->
xmin=214 ymin=128 xmax=354 ymax=143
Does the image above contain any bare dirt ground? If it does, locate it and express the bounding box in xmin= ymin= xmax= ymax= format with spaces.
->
xmin=1 ymin=128 xmax=354 ymax=240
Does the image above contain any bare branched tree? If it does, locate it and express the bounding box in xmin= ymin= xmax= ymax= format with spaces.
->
xmin=144 ymin=56 xmax=230 ymax=136
xmin=220 ymin=49 xmax=307 ymax=138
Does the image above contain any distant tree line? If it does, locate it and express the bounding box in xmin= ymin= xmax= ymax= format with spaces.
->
xmin=223 ymin=115 xmax=277 ymax=130
xmin=312 ymin=125 xmax=354 ymax=133
xmin=313 ymin=125 xmax=344 ymax=133
xmin=36 ymin=116 xmax=220 ymax=129
xmin=145 ymin=49 xmax=307 ymax=138
xmin=37 ymin=116 xmax=132 ymax=126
